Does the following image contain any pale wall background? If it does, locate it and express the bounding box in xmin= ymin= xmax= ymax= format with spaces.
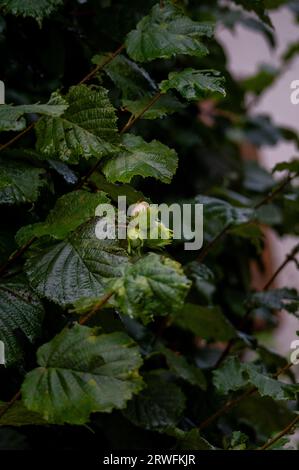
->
xmin=217 ymin=7 xmax=299 ymax=358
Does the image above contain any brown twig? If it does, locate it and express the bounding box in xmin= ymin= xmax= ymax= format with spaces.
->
xmin=77 ymin=91 xmax=164 ymax=188
xmin=197 ymin=223 xmax=231 ymax=263
xmin=0 ymin=237 xmax=36 ymax=278
xmin=254 ymin=172 xmax=295 ymax=210
xmin=197 ymin=172 xmax=297 ymax=263
xmin=78 ymin=44 xmax=125 ymax=85
xmin=120 ymin=92 xmax=163 ymax=135
xmin=0 ymin=122 xmax=35 ymax=153
xmin=0 ymin=45 xmax=126 ymax=271
xmin=0 ymin=45 xmax=125 ymax=154
xmin=198 ymin=386 xmax=256 ymax=431
xmin=198 ymin=361 xmax=294 ymax=431
xmin=0 ymin=290 xmax=114 ymax=422
xmin=0 ymin=390 xmax=21 ymax=420
xmin=258 ymin=414 xmax=299 ymax=450
xmin=262 ymin=245 xmax=298 ymax=290
xmin=214 ymin=246 xmax=299 ymax=368
xmin=79 ymin=291 xmax=114 ymax=325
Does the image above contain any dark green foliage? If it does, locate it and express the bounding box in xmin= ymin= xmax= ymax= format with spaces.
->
xmin=0 ymin=0 xmax=298 ymax=451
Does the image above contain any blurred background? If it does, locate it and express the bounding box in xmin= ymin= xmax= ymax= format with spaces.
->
xmin=218 ymin=5 xmax=299 ymax=362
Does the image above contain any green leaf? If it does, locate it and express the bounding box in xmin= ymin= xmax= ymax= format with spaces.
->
xmin=0 ymin=0 xmax=63 ymax=25
xmin=240 ymin=64 xmax=278 ymax=96
xmin=273 ymin=159 xmax=299 ymax=174
xmin=102 ymin=134 xmax=178 ymax=184
xmin=125 ymin=2 xmax=214 ymax=62
xmin=195 ymin=195 xmax=254 ymax=241
xmin=168 ymin=428 xmax=215 ymax=450
xmin=228 ymin=224 xmax=264 ymax=252
xmin=246 ymin=288 xmax=299 ymax=317
xmin=282 ymin=41 xmax=299 ymax=63
xmin=225 ymin=431 xmax=249 ymax=450
xmin=94 ymin=53 xmax=157 ymax=100
xmin=184 ymin=262 xmax=216 ymax=303
xmin=22 ymin=324 xmax=143 ymax=424
xmin=243 ymin=160 xmax=275 ymax=192
xmin=232 ymin=0 xmax=272 ymax=26
xmin=0 ymin=278 xmax=44 ymax=366
xmin=25 ymin=219 xmax=129 ymax=306
xmin=0 ymin=157 xmax=46 ymax=204
xmin=111 ymin=253 xmax=190 ymax=324
xmin=160 ymin=69 xmax=226 ymax=101
xmin=173 ymin=303 xmax=236 ymax=341
xmin=35 ymin=85 xmax=118 ymax=163
xmin=16 ymin=190 xmax=110 ymax=245
xmin=90 ymin=172 xmax=149 ymax=206
xmin=161 ymin=347 xmax=207 ymax=390
xmin=213 ymin=357 xmax=297 ymax=400
xmin=123 ymin=372 xmax=185 ymax=431
xmin=232 ymin=395 xmax=297 ymax=441
xmin=0 ymin=93 xmax=68 ymax=132
xmin=0 ymin=401 xmax=46 ymax=426
xmin=123 ymin=94 xmax=185 ymax=120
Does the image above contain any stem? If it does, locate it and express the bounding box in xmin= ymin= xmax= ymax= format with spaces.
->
xmin=262 ymin=247 xmax=298 ymax=290
xmin=197 ymin=172 xmax=296 ymax=263
xmin=120 ymin=92 xmax=163 ymax=135
xmin=79 ymin=291 xmax=114 ymax=325
xmin=198 ymin=387 xmax=256 ymax=431
xmin=76 ymin=160 xmax=101 ymax=190
xmin=0 ymin=122 xmax=34 ymax=153
xmin=0 ymin=237 xmax=36 ymax=278
xmin=79 ymin=44 xmax=125 ymax=85
xmin=77 ymin=91 xmax=164 ymax=187
xmin=198 ymin=362 xmax=294 ymax=431
xmin=0 ymin=290 xmax=114 ymax=422
xmin=0 ymin=390 xmax=21 ymax=420
xmin=215 ymin=247 xmax=298 ymax=367
xmin=0 ymin=45 xmax=124 ymax=154
xmin=196 ymin=223 xmax=231 ymax=263
xmin=258 ymin=414 xmax=299 ymax=450
xmin=254 ymin=172 xmax=294 ymax=209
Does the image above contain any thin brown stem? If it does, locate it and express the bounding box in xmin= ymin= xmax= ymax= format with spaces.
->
xmin=0 ymin=122 xmax=35 ymax=153
xmin=77 ymin=91 xmax=164 ymax=187
xmin=79 ymin=290 xmax=114 ymax=325
xmin=0 ymin=45 xmax=124 ymax=154
xmin=76 ymin=160 xmax=102 ymax=190
xmin=120 ymin=92 xmax=163 ymax=135
xmin=196 ymin=223 xmax=231 ymax=263
xmin=0 ymin=390 xmax=21 ymax=420
xmin=198 ymin=362 xmax=294 ymax=431
xmin=215 ymin=247 xmax=298 ymax=368
xmin=258 ymin=414 xmax=299 ymax=450
xmin=254 ymin=172 xmax=295 ymax=210
xmin=0 ymin=45 xmax=126 ymax=270
xmin=198 ymin=387 xmax=256 ymax=431
xmin=0 ymin=237 xmax=36 ymax=278
xmin=79 ymin=44 xmax=125 ymax=85
xmin=0 ymin=290 xmax=114 ymax=422
xmin=262 ymin=246 xmax=298 ymax=290
xmin=197 ymin=172 xmax=297 ymax=264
